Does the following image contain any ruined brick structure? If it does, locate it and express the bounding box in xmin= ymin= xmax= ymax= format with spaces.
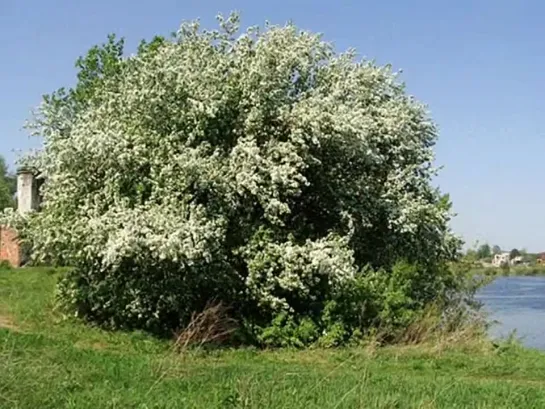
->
xmin=0 ymin=168 xmax=39 ymax=267
xmin=0 ymin=226 xmax=21 ymax=267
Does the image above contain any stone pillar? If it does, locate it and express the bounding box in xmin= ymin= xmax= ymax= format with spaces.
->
xmin=17 ymin=168 xmax=39 ymax=214
xmin=2 ymin=167 xmax=41 ymax=267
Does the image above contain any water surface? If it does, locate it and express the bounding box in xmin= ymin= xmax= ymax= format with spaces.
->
xmin=477 ymin=276 xmax=545 ymax=349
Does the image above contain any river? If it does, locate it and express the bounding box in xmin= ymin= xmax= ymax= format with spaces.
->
xmin=477 ymin=276 xmax=545 ymax=349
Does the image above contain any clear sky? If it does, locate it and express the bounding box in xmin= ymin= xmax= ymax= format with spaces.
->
xmin=1 ymin=0 xmax=544 ymax=251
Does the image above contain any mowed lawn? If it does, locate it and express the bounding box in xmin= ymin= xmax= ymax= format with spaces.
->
xmin=1 ymin=268 xmax=545 ymax=409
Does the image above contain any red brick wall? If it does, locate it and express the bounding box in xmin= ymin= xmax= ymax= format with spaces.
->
xmin=0 ymin=226 xmax=21 ymax=267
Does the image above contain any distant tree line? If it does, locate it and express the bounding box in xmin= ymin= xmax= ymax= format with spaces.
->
xmin=0 ymin=156 xmax=16 ymax=211
xmin=465 ymin=243 xmax=535 ymax=263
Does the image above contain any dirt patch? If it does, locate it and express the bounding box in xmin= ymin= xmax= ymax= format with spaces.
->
xmin=74 ymin=340 xmax=109 ymax=351
xmin=0 ymin=313 xmax=20 ymax=332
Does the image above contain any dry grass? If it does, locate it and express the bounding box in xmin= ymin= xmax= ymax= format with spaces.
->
xmin=174 ymin=302 xmax=238 ymax=350
xmin=0 ymin=312 xmax=19 ymax=332
xmin=364 ymin=305 xmax=492 ymax=356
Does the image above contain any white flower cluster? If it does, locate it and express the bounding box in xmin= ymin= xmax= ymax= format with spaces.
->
xmin=16 ymin=13 xmax=459 ymax=318
xmin=242 ymin=234 xmax=357 ymax=311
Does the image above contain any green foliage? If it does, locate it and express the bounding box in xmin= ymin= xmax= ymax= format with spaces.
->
xmin=56 ymin=257 xmax=241 ymax=335
xmin=17 ymin=14 xmax=466 ymax=346
xmin=524 ymin=252 xmax=538 ymax=264
xmin=0 ymin=156 xmax=16 ymax=211
xmin=253 ymin=261 xmax=472 ymax=347
xmin=510 ymin=248 xmax=521 ymax=260
xmin=465 ymin=243 xmax=493 ymax=261
xmin=476 ymin=243 xmax=491 ymax=259
xmin=476 ymin=264 xmax=545 ymax=277
xmin=257 ymin=313 xmax=319 ymax=348
xmin=0 ymin=260 xmax=13 ymax=270
xmin=464 ymin=248 xmax=478 ymax=263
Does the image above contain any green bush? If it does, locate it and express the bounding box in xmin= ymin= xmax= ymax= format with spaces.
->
xmin=12 ymin=14 xmax=467 ymax=346
xmin=251 ymin=261 xmax=472 ymax=347
xmin=0 ymin=260 xmax=13 ymax=270
xmin=56 ymin=258 xmax=241 ymax=335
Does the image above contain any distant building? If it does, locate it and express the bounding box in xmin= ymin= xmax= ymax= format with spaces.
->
xmin=492 ymin=252 xmax=510 ymax=267
xmin=537 ymin=253 xmax=545 ymax=265
xmin=511 ymin=256 xmax=523 ymax=265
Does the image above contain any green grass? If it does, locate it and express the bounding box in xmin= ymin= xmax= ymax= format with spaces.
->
xmin=2 ymin=268 xmax=545 ymax=408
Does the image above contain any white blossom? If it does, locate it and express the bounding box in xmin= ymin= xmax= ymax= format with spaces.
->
xmin=10 ymin=13 xmax=460 ymax=321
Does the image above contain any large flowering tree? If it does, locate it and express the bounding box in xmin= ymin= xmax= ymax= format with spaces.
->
xmin=17 ymin=14 xmax=461 ymax=343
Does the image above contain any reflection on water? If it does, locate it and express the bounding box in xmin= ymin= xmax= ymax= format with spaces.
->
xmin=477 ymin=276 xmax=545 ymax=349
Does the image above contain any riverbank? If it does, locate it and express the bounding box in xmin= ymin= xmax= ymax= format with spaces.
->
xmin=2 ymin=268 xmax=545 ymax=408
xmin=472 ymin=264 xmax=545 ymax=277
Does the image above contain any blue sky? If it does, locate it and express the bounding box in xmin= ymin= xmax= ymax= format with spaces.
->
xmin=1 ymin=0 xmax=544 ymax=251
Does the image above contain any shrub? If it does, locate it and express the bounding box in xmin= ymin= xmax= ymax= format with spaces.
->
xmin=0 ymin=260 xmax=12 ymax=270
xmin=14 ymin=13 xmax=465 ymax=346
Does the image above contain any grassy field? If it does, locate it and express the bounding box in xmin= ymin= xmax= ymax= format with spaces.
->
xmin=2 ymin=268 xmax=545 ymax=408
